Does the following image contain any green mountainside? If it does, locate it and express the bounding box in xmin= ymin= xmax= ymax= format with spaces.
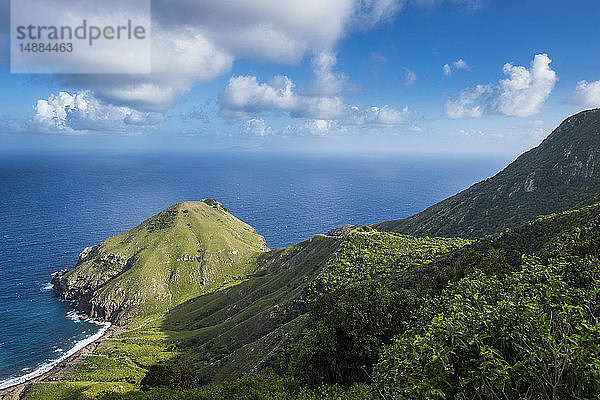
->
xmin=32 ymin=219 xmax=468 ymax=398
xmin=52 ymin=200 xmax=268 ymax=324
xmin=428 ymin=200 xmax=600 ymax=269
xmin=373 ymin=108 xmax=600 ymax=238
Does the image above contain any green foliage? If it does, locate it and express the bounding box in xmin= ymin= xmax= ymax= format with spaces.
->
xmin=99 ymin=370 xmax=370 ymax=400
xmin=306 ymin=231 xmax=470 ymax=299
xmin=140 ymin=364 xmax=196 ymax=391
xmin=373 ymin=256 xmax=600 ymax=399
xmin=23 ymin=381 xmax=137 ymax=400
xmin=59 ymin=356 xmax=144 ymax=384
xmin=201 ymin=199 xmax=231 ymax=214
xmin=291 ymin=281 xmax=419 ymax=387
xmin=417 ymin=201 xmax=600 ymax=296
xmin=146 ymin=208 xmax=178 ymax=233
xmin=417 ymin=247 xmax=511 ymax=296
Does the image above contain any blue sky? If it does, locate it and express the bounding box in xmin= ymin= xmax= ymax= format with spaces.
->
xmin=1 ymin=0 xmax=599 ymax=155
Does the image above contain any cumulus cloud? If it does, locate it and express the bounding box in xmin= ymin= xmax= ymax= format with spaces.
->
xmin=495 ymin=53 xmax=557 ymax=117
xmin=218 ymin=56 xmax=348 ymax=121
xmin=218 ymin=47 xmax=414 ymax=129
xmin=32 ymin=91 xmax=164 ymax=133
xmin=444 ymin=53 xmax=557 ymax=119
xmin=218 ymin=70 xmax=411 ymax=130
xmin=280 ymin=105 xmax=413 ymax=136
xmin=10 ymin=0 xmax=405 ymax=112
xmin=444 ymin=85 xmax=491 ymax=119
xmin=443 ymin=59 xmax=470 ymax=76
xmin=302 ymin=51 xmax=348 ymax=97
xmin=351 ymin=105 xmax=411 ymax=125
xmin=569 ymin=80 xmax=600 ymax=108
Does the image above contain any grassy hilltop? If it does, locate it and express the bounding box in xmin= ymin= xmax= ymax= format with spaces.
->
xmin=53 ymin=199 xmax=268 ymax=324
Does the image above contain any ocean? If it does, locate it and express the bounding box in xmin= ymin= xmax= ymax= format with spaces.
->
xmin=0 ymin=150 xmax=509 ymax=387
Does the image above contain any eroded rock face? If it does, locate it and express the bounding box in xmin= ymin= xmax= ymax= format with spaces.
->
xmin=52 ymin=246 xmax=133 ymax=321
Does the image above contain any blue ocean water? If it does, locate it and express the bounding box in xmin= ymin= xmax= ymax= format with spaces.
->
xmin=0 ymin=150 xmax=509 ymax=386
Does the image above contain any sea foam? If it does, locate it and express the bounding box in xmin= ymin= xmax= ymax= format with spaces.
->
xmin=0 ymin=317 xmax=110 ymax=389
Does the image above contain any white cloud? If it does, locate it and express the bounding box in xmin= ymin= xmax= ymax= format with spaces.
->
xmin=32 ymin=91 xmax=164 ymax=133
xmin=302 ymin=51 xmax=348 ymax=97
xmin=23 ymin=0 xmax=405 ymax=112
xmin=445 ymin=53 xmax=557 ymax=119
xmin=218 ymin=73 xmax=349 ymax=120
xmin=443 ymin=58 xmax=470 ymax=76
xmin=241 ymin=118 xmax=272 ymax=136
xmin=454 ymin=59 xmax=469 ymax=70
xmin=280 ymin=105 xmax=413 ymax=136
xmin=218 ymin=49 xmax=412 ymax=128
xmin=444 ymin=85 xmax=491 ymax=119
xmin=569 ymin=80 xmax=600 ymax=108
xmin=218 ymin=71 xmax=411 ymax=130
xmin=495 ymin=53 xmax=557 ymax=117
xmin=219 ymin=75 xmax=297 ymax=119
xmin=443 ymin=64 xmax=452 ymax=76
xmin=352 ymin=105 xmax=411 ymax=125
xmin=218 ymin=53 xmax=350 ymax=121
xmin=404 ymin=69 xmax=417 ymax=86
xmin=284 ymin=119 xmax=341 ymax=136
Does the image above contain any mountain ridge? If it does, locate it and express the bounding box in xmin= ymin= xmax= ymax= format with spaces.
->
xmin=373 ymin=108 xmax=600 ymax=238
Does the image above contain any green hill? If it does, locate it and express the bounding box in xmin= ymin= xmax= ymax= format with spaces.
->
xmin=30 ymin=222 xmax=468 ymax=399
xmin=28 ymin=200 xmax=600 ymax=400
xmin=373 ymin=108 xmax=600 ymax=238
xmin=52 ymin=200 xmax=268 ymax=324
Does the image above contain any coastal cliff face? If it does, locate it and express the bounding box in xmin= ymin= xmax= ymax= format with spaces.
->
xmin=52 ymin=200 xmax=268 ymax=325
xmin=374 ymin=108 xmax=600 ymax=238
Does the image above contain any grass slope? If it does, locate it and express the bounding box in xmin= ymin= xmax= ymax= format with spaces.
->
xmin=28 ymin=228 xmax=470 ymax=399
xmin=54 ymin=200 xmax=268 ymax=324
xmin=373 ymin=108 xmax=600 ymax=238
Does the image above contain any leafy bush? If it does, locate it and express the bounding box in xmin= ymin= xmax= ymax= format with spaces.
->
xmin=373 ymin=256 xmax=600 ymax=400
xmin=291 ymin=281 xmax=419 ymax=387
xmin=140 ymin=364 xmax=196 ymax=391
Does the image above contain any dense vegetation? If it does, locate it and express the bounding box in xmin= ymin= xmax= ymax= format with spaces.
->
xmin=374 ymin=255 xmax=600 ymax=399
xmin=374 ymin=108 xmax=600 ymax=238
xmin=83 ymin=230 xmax=600 ymax=400
xmin=291 ymin=282 xmax=419 ymax=387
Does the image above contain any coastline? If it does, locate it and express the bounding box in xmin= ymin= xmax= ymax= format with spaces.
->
xmin=0 ymin=324 xmax=116 ymax=400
